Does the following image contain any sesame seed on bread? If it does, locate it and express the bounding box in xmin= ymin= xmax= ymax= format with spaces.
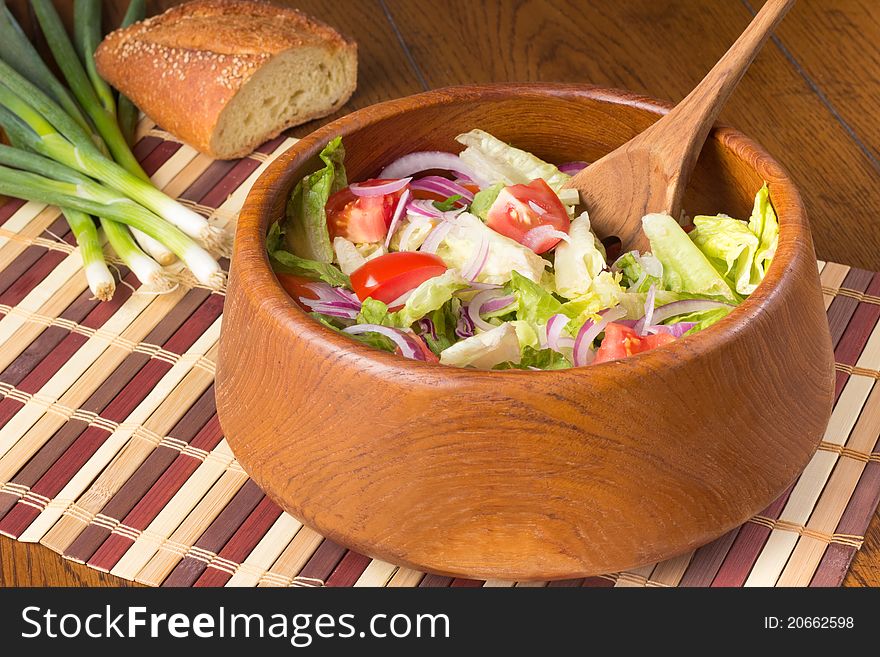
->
xmin=96 ymin=0 xmax=357 ymax=159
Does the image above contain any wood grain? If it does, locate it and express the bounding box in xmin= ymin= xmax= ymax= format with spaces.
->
xmin=2 ymin=0 xmax=879 ymax=586
xmin=383 ymin=0 xmax=880 ymax=271
xmin=567 ymin=0 xmax=794 ymax=251
xmin=217 ymin=84 xmax=835 ymax=580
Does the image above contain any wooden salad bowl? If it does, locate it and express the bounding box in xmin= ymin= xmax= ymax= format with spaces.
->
xmin=216 ymin=84 xmax=835 ymax=581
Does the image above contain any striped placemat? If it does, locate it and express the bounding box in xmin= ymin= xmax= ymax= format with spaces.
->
xmin=0 ymin=121 xmax=878 ymax=588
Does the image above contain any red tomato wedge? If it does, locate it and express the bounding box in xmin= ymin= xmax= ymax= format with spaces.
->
xmin=486 ymin=178 xmax=570 ymax=253
xmin=594 ymin=323 xmax=677 ymax=364
xmin=326 ymin=179 xmax=404 ymax=243
xmin=350 ymin=252 xmax=448 ymax=305
xmin=275 ymin=273 xmax=321 ymax=306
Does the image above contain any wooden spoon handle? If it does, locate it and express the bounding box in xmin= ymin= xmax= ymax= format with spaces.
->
xmin=642 ymin=0 xmax=795 ymax=163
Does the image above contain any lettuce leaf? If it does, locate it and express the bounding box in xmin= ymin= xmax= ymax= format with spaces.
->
xmin=309 ymin=312 xmax=397 ymax=353
xmin=439 ymin=322 xmax=521 ymax=369
xmin=494 ymin=346 xmax=572 ymax=370
xmin=678 ymin=307 xmax=733 ymax=335
xmin=642 ymin=213 xmax=739 ymax=303
xmin=392 ymin=270 xmax=469 ymax=327
xmin=748 ymin=183 xmax=779 ymax=284
xmin=506 ymin=270 xmax=562 ymax=325
xmin=614 ymin=251 xmax=663 ymax=293
xmin=357 ymin=298 xmax=394 ymax=326
xmin=436 ymin=213 xmax=548 ymax=284
xmin=689 ymin=214 xmax=759 ymax=295
xmin=418 ymin=300 xmax=460 ymax=355
xmin=284 ymin=137 xmax=346 ymax=263
xmin=332 ymin=237 xmax=366 ymax=276
xmin=267 ymin=221 xmax=350 ymax=288
xmin=469 ymin=183 xmax=504 ymax=220
xmin=455 ymin=129 xmax=570 ymax=193
xmin=554 ymin=211 xmax=621 ymax=300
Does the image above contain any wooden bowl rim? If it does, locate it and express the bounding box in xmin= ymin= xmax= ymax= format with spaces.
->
xmin=235 ymin=82 xmax=807 ymax=381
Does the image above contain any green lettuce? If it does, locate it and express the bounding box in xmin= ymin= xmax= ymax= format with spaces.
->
xmin=689 ymin=214 xmax=759 ymax=295
xmin=392 ymin=270 xmax=469 ymax=327
xmin=455 ymin=129 xmax=570 ymax=193
xmin=436 ymin=212 xmax=548 ymax=284
xmin=678 ymin=307 xmax=733 ymax=334
xmin=267 ymin=221 xmax=350 ymax=288
xmin=353 ymin=271 xmax=469 ymax=329
xmin=554 ymin=211 xmax=621 ymax=300
xmin=469 ymin=183 xmax=504 ymax=220
xmin=615 ymin=251 xmax=662 ymax=293
xmin=284 ymin=137 xmax=346 ymax=263
xmin=494 ymin=346 xmax=572 ymax=370
xmin=356 ymin=298 xmax=394 ymax=326
xmin=641 ymin=213 xmax=739 ymax=304
xmin=748 ymin=183 xmax=779 ymax=283
xmin=439 ymin=322 xmax=522 ymax=369
xmin=419 ymin=300 xmax=460 ymax=355
xmin=506 ymin=270 xmax=562 ymax=325
xmin=309 ymin=313 xmax=397 ymax=353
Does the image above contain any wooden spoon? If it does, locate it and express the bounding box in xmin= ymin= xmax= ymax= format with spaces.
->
xmin=565 ymin=0 xmax=795 ymax=252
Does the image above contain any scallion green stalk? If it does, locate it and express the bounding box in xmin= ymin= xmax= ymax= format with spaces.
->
xmin=31 ymin=0 xmax=145 ymax=180
xmin=60 ymin=207 xmax=114 ymax=300
xmin=0 ymin=58 xmax=224 ymax=250
xmin=100 ymin=217 xmax=170 ymax=291
xmin=0 ymin=1 xmax=95 ymax=140
xmin=0 ymin=165 xmax=224 ymax=288
xmin=71 ymin=0 xmax=176 ymax=266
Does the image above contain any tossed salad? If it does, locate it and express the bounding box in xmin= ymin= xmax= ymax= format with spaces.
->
xmin=267 ymin=130 xmax=778 ymax=370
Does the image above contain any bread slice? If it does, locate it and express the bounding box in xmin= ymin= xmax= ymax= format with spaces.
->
xmin=95 ymin=0 xmax=357 ymax=159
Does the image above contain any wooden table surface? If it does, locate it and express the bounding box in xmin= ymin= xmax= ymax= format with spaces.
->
xmin=2 ymin=0 xmax=879 ymax=587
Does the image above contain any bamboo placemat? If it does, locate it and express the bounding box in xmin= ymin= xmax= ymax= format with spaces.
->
xmin=0 ymin=122 xmax=878 ymax=587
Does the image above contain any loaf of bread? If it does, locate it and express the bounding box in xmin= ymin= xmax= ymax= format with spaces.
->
xmin=95 ymin=0 xmax=357 ymax=159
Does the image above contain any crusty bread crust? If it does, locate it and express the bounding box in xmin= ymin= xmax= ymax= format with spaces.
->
xmin=95 ymin=0 xmax=357 ymax=159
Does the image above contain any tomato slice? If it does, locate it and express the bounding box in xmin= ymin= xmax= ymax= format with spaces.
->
xmin=326 ymin=179 xmax=404 ymax=243
xmin=594 ymin=323 xmax=677 ymax=364
xmin=276 ymin=273 xmax=321 ymax=308
xmin=486 ymin=178 xmax=570 ymax=253
xmin=350 ymin=251 xmax=448 ymax=305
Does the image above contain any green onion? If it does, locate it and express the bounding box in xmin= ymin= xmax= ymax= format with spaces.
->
xmin=0 ymin=57 xmax=224 ymax=250
xmin=72 ymin=0 xmax=176 ymax=266
xmin=61 ymin=207 xmax=115 ymax=301
xmin=100 ymin=216 xmax=170 ymax=291
xmin=0 ymin=165 xmax=224 ymax=289
xmin=0 ymin=1 xmax=95 ymax=140
xmin=116 ymin=0 xmax=145 ymax=146
xmin=31 ymin=0 xmax=145 ymax=180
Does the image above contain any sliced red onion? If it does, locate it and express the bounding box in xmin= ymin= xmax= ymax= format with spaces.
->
xmin=420 ymin=220 xmax=455 ymax=254
xmin=307 ymin=306 xmax=359 ymax=320
xmin=299 ymin=283 xmax=361 ymax=311
xmin=397 ymin=216 xmax=431 ymax=251
xmin=480 ymin=294 xmax=516 ymax=315
xmin=406 ymin=199 xmax=442 ymax=218
xmin=415 ymin=318 xmax=438 ymax=340
xmin=461 ymin=234 xmax=490 ymax=281
xmin=349 ymin=177 xmax=411 ymax=197
xmin=528 ymin=200 xmax=547 ymax=216
xmin=521 ymin=225 xmax=570 ymax=251
xmin=557 ymin=337 xmax=575 ymax=349
xmin=545 ymin=314 xmax=570 ymax=352
xmin=645 ymin=299 xmax=733 ymax=325
xmin=557 ymin=161 xmax=588 ymax=175
xmin=456 ymin=307 xmax=475 ymax=338
xmin=645 ymin=322 xmax=697 ymax=338
xmin=409 ymin=176 xmax=475 ymax=203
xmin=384 ymin=188 xmax=411 ymax=249
xmin=573 ymin=306 xmax=627 ymax=367
xmin=380 ymin=151 xmax=490 ymax=188
xmin=634 ymin=285 xmax=657 ymax=336
xmin=386 ymin=288 xmax=415 ymax=309
xmin=467 ymin=289 xmax=503 ymax=332
xmin=343 ymin=324 xmax=424 ymax=360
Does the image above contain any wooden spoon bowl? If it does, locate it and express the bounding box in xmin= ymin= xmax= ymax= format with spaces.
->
xmin=216 ymin=84 xmax=835 ymax=581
